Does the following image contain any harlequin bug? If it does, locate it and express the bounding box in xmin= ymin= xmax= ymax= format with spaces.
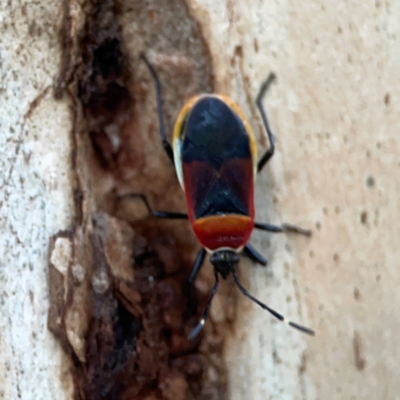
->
xmin=138 ymin=54 xmax=314 ymax=340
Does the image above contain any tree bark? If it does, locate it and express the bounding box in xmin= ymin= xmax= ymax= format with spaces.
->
xmin=0 ymin=1 xmax=75 ymax=398
xmin=1 ymin=0 xmax=400 ymax=399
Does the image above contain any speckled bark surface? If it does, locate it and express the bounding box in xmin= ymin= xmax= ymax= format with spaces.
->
xmin=187 ymin=1 xmax=400 ymax=399
xmin=0 ymin=1 xmax=75 ymax=398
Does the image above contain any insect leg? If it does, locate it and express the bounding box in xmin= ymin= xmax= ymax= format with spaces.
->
xmin=256 ymin=73 xmax=277 ymax=173
xmin=254 ymin=222 xmax=311 ymax=237
xmin=189 ymin=248 xmax=207 ymax=283
xmin=119 ymin=193 xmax=188 ymax=219
xmin=232 ymin=269 xmax=314 ymax=336
xmin=188 ymin=270 xmax=219 ymax=340
xmin=140 ymin=53 xmax=174 ymax=164
xmin=243 ymin=244 xmax=267 ymax=266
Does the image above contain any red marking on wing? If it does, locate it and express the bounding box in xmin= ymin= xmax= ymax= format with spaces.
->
xmin=182 ymin=157 xmax=254 ymax=221
xmin=192 ymin=215 xmax=254 ymax=251
xmin=182 ymin=160 xmax=217 ymax=221
xmin=219 ymin=157 xmax=254 ymax=217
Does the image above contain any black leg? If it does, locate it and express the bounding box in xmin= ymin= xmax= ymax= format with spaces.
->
xmin=189 ymin=248 xmax=207 ymax=283
xmin=243 ymin=244 xmax=267 ymax=266
xmin=254 ymin=222 xmax=311 ymax=237
xmin=281 ymin=223 xmax=312 ymax=237
xmin=232 ymin=269 xmax=314 ymax=336
xmin=254 ymin=222 xmax=283 ymax=233
xmin=119 ymin=193 xmax=188 ymax=219
xmin=188 ymin=271 xmax=219 ymax=340
xmin=256 ymin=73 xmax=277 ymax=173
xmin=140 ymin=53 xmax=174 ymax=164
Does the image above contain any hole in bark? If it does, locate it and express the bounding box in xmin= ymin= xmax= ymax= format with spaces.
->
xmin=384 ymin=93 xmax=390 ymax=106
xmin=360 ymin=211 xmax=368 ymax=225
xmin=366 ymin=175 xmax=375 ymax=188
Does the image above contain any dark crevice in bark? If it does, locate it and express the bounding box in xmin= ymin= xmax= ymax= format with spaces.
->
xmin=50 ymin=1 xmax=228 ymax=399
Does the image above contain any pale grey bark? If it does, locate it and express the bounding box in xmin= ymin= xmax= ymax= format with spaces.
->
xmin=186 ymin=1 xmax=400 ymax=399
xmin=0 ymin=1 xmax=75 ymax=399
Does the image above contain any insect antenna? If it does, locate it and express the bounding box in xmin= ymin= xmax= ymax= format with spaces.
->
xmin=232 ymin=270 xmax=315 ymax=336
xmin=188 ymin=271 xmax=219 ymax=340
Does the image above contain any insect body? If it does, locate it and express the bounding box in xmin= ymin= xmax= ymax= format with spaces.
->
xmin=173 ymin=94 xmax=257 ymax=254
xmin=140 ymin=54 xmax=314 ymax=339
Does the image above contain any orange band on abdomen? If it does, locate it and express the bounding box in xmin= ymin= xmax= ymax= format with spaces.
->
xmin=192 ymin=215 xmax=254 ymax=251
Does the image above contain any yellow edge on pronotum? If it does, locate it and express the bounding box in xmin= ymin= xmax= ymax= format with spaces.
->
xmin=172 ymin=94 xmax=259 ymax=190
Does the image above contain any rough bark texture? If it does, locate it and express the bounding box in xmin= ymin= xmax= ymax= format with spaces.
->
xmin=1 ymin=0 xmax=400 ymax=399
xmin=0 ymin=1 xmax=75 ymax=399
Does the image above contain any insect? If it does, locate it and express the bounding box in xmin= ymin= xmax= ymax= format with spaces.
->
xmin=138 ymin=53 xmax=314 ymax=340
